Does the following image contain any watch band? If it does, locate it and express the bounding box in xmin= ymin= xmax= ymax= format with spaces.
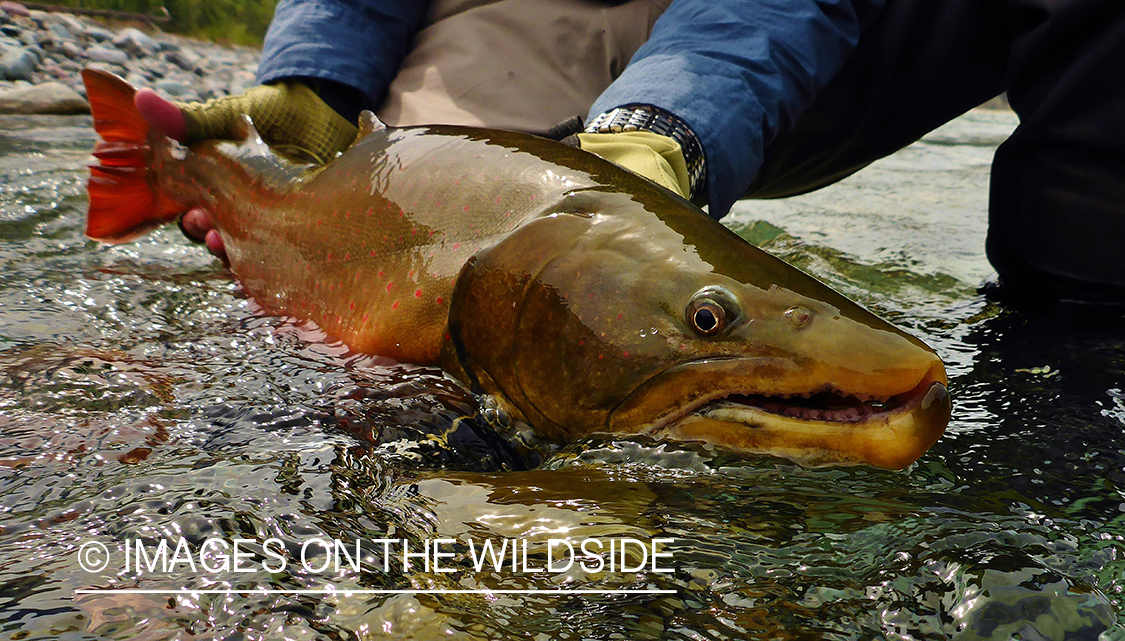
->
xmin=584 ymin=104 xmax=707 ymax=200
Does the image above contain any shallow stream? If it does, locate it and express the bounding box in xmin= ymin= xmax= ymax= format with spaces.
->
xmin=1 ymin=110 xmax=1123 ymax=640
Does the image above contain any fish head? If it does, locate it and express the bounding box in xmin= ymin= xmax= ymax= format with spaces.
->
xmin=450 ymin=189 xmax=949 ymax=470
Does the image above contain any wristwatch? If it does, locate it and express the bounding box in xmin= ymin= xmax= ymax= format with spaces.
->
xmin=584 ymin=104 xmax=707 ymax=200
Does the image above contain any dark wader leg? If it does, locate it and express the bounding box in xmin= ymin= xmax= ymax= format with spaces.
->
xmin=745 ymin=0 xmax=1125 ymax=303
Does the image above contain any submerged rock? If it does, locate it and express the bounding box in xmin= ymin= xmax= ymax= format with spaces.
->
xmin=0 ymin=80 xmax=87 ymax=113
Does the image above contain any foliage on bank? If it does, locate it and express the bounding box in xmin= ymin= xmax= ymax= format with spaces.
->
xmin=40 ymin=0 xmax=274 ymax=45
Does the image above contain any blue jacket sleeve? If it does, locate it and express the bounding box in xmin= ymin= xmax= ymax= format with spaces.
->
xmin=256 ymin=0 xmax=430 ymax=107
xmin=590 ymin=0 xmax=885 ymax=218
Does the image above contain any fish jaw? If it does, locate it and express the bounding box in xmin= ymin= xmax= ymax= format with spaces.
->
xmin=609 ymin=355 xmax=949 ymax=470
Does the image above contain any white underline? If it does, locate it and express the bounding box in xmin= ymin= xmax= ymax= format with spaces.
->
xmin=75 ymin=589 xmax=675 ymax=595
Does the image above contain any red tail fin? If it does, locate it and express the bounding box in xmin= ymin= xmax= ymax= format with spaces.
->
xmin=82 ymin=69 xmax=181 ymax=244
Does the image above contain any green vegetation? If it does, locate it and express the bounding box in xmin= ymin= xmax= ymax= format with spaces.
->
xmin=43 ymin=0 xmax=275 ymax=45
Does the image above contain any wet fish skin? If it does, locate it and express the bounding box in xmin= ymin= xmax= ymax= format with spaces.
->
xmin=83 ymin=68 xmax=950 ymax=469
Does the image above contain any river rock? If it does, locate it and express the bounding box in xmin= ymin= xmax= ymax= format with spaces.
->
xmin=0 ymin=1 xmax=29 ymax=18
xmin=0 ymin=45 xmax=34 ymax=80
xmin=0 ymin=80 xmax=87 ymax=113
xmin=112 ymin=27 xmax=156 ymax=57
xmin=154 ymin=78 xmax=192 ymax=98
xmin=58 ymin=39 xmax=81 ymax=59
xmin=54 ymin=13 xmax=84 ymax=36
xmin=85 ymin=45 xmax=126 ymax=66
xmin=46 ymin=22 xmax=72 ymax=41
xmin=165 ymin=48 xmax=200 ymax=72
xmin=84 ymin=26 xmax=112 ymax=42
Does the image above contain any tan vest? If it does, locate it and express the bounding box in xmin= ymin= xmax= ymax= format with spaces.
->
xmin=376 ymin=0 xmax=671 ymax=132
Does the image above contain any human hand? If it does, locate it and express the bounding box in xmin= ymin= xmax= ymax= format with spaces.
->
xmin=576 ymin=131 xmax=692 ymax=199
xmin=135 ymin=81 xmax=360 ymax=259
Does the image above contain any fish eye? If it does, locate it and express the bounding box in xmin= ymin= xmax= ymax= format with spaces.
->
xmin=690 ymin=300 xmax=725 ymax=336
xmin=684 ymin=285 xmax=738 ymax=335
xmin=686 ymin=287 xmax=740 ymax=338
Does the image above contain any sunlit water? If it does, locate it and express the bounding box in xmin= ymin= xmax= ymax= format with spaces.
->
xmin=1 ymin=110 xmax=1123 ymax=640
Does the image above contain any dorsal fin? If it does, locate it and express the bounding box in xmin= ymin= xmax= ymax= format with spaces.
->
xmin=232 ymin=114 xmax=270 ymax=152
xmin=357 ymin=110 xmax=387 ymax=139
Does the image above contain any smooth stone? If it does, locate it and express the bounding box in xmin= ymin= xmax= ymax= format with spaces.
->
xmin=54 ymin=14 xmax=84 ymax=35
xmin=111 ymin=27 xmax=155 ymax=57
xmin=58 ymin=40 xmax=81 ymax=59
xmin=124 ymin=71 xmax=148 ymax=87
xmin=84 ymin=26 xmax=113 ymax=42
xmin=83 ymin=60 xmax=126 ymax=76
xmin=0 ymin=1 xmax=28 ymax=17
xmin=164 ymin=48 xmax=200 ymax=72
xmin=0 ymin=45 xmax=35 ymax=80
xmin=46 ymin=23 xmax=70 ymax=41
xmin=0 ymin=81 xmax=88 ymax=113
xmin=154 ymin=78 xmax=191 ymax=97
xmin=85 ymin=45 xmax=126 ymax=66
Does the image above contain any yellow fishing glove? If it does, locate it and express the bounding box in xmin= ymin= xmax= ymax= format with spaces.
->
xmin=178 ymin=80 xmax=358 ymax=164
xmin=576 ymin=131 xmax=692 ymax=200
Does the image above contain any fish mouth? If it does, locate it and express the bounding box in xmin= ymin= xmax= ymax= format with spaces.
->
xmin=705 ymin=378 xmax=936 ymax=424
xmin=609 ymin=359 xmax=950 ymax=470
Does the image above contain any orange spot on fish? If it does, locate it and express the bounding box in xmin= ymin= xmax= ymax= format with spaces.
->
xmin=494 ymin=196 xmax=502 ymax=203
xmin=386 ymin=281 xmax=393 ymax=292
xmin=589 ymin=293 xmax=595 ymax=299
xmin=392 ymin=301 xmax=399 ymax=309
xmin=616 ymin=313 xmax=623 ymax=320
xmin=414 ymin=289 xmax=422 ymax=298
xmin=452 ymin=243 xmax=461 ymax=250
xmin=463 ymin=205 xmax=469 ymax=212
xmin=623 ymin=351 xmax=629 ymax=357
xmin=326 ymin=251 xmax=332 ymax=260
xmin=436 ymin=296 xmax=444 ymax=305
xmin=350 ymin=301 xmax=355 ymax=310
xmin=370 ymin=250 xmax=376 ymax=257
xmin=378 ymin=270 xmax=385 ymax=277
xmin=344 ymin=253 xmax=350 ymax=260
xmin=598 ymin=354 xmax=604 ymax=360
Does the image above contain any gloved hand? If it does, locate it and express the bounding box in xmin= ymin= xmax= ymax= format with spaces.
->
xmin=140 ymin=80 xmax=358 ymax=163
xmin=575 ymin=131 xmax=692 ymax=200
xmin=136 ymin=80 xmax=360 ymax=258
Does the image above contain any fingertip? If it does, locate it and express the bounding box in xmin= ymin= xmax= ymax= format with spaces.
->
xmin=135 ymin=88 xmax=188 ymax=142
xmin=204 ymin=229 xmax=226 ymax=261
xmin=180 ymin=208 xmax=214 ymax=240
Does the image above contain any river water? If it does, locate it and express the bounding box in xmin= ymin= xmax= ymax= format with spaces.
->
xmin=0 ymin=110 xmax=1123 ymax=640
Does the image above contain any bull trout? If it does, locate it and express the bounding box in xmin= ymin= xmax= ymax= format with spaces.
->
xmin=82 ymin=69 xmax=950 ymax=470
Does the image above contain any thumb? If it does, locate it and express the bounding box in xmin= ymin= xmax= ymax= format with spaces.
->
xmin=135 ymin=88 xmax=188 ymax=142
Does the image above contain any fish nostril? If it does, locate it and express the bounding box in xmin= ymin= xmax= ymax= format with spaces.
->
xmin=786 ymin=306 xmax=812 ymax=329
